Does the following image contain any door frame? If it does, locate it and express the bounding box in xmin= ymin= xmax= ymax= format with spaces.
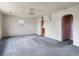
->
xmin=41 ymin=17 xmax=45 ymax=36
xmin=61 ymin=14 xmax=73 ymax=41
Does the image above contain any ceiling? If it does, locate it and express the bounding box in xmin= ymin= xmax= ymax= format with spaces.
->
xmin=0 ymin=2 xmax=78 ymax=18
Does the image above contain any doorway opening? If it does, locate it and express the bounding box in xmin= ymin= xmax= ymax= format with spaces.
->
xmin=41 ymin=17 xmax=45 ymax=36
xmin=62 ymin=14 xmax=73 ymax=44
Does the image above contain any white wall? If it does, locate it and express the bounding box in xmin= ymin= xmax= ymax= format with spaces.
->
xmin=36 ymin=17 xmax=41 ymax=35
xmin=0 ymin=12 xmax=2 ymax=39
xmin=36 ymin=4 xmax=79 ymax=46
xmin=44 ymin=14 xmax=62 ymax=41
xmin=2 ymin=15 xmax=36 ymax=37
xmin=1 ymin=4 xmax=79 ymax=46
xmin=51 ymin=5 xmax=79 ymax=46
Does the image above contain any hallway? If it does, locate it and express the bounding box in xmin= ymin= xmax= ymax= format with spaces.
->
xmin=0 ymin=35 xmax=79 ymax=56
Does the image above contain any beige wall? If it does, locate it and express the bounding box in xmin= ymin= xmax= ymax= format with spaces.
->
xmin=2 ymin=15 xmax=36 ymax=37
xmin=1 ymin=4 xmax=79 ymax=47
xmin=36 ymin=4 xmax=79 ymax=46
xmin=0 ymin=12 xmax=2 ymax=39
xmin=36 ymin=17 xmax=41 ymax=35
xmin=50 ymin=5 xmax=79 ymax=46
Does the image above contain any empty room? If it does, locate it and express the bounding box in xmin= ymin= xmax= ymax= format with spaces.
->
xmin=0 ymin=2 xmax=79 ymax=56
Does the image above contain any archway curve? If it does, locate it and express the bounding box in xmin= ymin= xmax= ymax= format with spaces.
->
xmin=61 ymin=14 xmax=73 ymax=41
xmin=62 ymin=14 xmax=73 ymax=19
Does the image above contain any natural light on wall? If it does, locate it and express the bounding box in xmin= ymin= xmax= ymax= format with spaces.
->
xmin=18 ymin=20 xmax=25 ymax=27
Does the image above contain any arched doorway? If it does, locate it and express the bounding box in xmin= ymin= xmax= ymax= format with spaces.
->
xmin=41 ymin=17 xmax=45 ymax=36
xmin=62 ymin=14 xmax=73 ymax=41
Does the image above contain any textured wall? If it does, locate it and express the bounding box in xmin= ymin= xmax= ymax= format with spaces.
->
xmin=36 ymin=4 xmax=79 ymax=46
xmin=0 ymin=12 xmax=2 ymax=39
xmin=2 ymin=15 xmax=36 ymax=37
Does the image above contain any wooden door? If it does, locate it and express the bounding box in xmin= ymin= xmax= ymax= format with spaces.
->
xmin=41 ymin=17 xmax=45 ymax=36
xmin=62 ymin=15 xmax=73 ymax=41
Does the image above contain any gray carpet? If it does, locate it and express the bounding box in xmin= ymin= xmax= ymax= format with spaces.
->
xmin=0 ymin=35 xmax=79 ymax=56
